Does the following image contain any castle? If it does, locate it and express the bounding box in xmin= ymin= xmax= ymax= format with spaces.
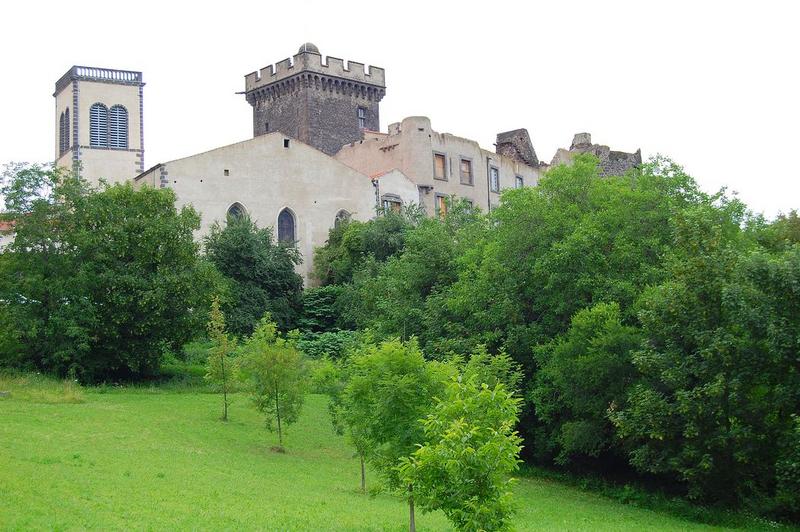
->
xmin=49 ymin=43 xmax=642 ymax=281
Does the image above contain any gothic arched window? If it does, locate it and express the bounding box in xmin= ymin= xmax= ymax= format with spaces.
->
xmin=90 ymin=103 xmax=109 ymax=148
xmin=334 ymin=209 xmax=351 ymax=229
xmin=227 ymin=202 xmax=246 ymax=220
xmin=109 ymin=105 xmax=128 ymax=149
xmin=278 ymin=208 xmax=296 ymax=244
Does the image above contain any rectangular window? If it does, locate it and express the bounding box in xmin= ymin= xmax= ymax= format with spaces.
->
xmin=433 ymin=153 xmax=446 ymax=180
xmin=358 ymin=107 xmax=366 ymax=129
xmin=515 ymin=175 xmax=524 ymax=189
xmin=490 ymin=166 xmax=500 ymax=193
xmin=435 ymin=194 xmax=448 ymax=219
xmin=382 ymin=197 xmax=402 ymax=213
xmin=460 ymin=158 xmax=473 ymax=185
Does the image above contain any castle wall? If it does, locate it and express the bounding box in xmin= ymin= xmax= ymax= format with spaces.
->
xmin=335 ymin=116 xmax=541 ymax=213
xmin=134 ymin=133 xmax=375 ymax=284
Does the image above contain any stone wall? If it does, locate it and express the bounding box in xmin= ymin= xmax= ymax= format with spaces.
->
xmin=550 ymin=132 xmax=641 ymax=176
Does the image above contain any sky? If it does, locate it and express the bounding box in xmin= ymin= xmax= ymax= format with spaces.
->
xmin=1 ymin=0 xmax=798 ymax=217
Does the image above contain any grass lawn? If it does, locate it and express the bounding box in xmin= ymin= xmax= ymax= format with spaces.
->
xmin=0 ymin=378 xmax=789 ymax=531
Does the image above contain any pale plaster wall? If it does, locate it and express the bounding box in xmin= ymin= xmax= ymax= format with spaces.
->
xmin=335 ymin=116 xmax=541 ymax=214
xmin=375 ymin=169 xmax=419 ymax=209
xmin=54 ymin=85 xmax=73 ymax=166
xmin=137 ymin=133 xmax=375 ymax=284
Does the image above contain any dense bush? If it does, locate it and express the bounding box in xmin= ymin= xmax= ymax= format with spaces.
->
xmin=0 ymin=164 xmax=221 ymax=382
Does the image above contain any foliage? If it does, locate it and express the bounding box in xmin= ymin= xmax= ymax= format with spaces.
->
xmin=399 ymin=376 xmax=523 ymax=532
xmin=610 ymin=202 xmax=800 ymax=507
xmin=204 ymin=214 xmax=303 ymax=335
xmin=205 ymin=296 xmax=238 ymax=420
xmin=311 ymin=206 xmax=424 ymax=286
xmin=0 ymin=163 xmax=221 ymax=382
xmin=530 ymin=302 xmax=641 ymax=465
xmin=238 ymin=314 xmax=307 ymax=447
xmin=461 ymin=347 xmax=524 ymax=397
xmin=299 ymin=285 xmax=345 ymax=332
xmin=296 ymin=329 xmax=359 ymax=360
xmin=340 ymin=338 xmax=453 ymax=489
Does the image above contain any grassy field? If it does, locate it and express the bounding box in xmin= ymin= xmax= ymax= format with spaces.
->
xmin=0 ymin=376 xmax=789 ymax=531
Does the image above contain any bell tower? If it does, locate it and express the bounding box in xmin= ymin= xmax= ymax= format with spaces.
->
xmin=54 ymin=66 xmax=145 ymax=185
xmin=244 ymin=43 xmax=386 ymax=156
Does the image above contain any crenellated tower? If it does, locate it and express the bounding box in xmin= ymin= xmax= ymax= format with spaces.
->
xmin=244 ymin=43 xmax=386 ymax=156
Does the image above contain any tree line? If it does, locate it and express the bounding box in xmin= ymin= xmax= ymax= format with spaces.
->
xmin=309 ymin=154 xmax=800 ymax=519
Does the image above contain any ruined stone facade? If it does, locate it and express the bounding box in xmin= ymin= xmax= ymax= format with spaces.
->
xmin=550 ymin=132 xmax=642 ymax=177
xmin=244 ymin=43 xmax=386 ymax=156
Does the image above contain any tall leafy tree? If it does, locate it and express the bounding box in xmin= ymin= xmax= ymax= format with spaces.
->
xmin=341 ymin=338 xmax=453 ymax=521
xmin=238 ymin=314 xmax=307 ymax=449
xmin=400 ymin=376 xmax=523 ymax=532
xmin=204 ymin=214 xmax=303 ymax=335
xmin=0 ymin=163 xmax=220 ymax=382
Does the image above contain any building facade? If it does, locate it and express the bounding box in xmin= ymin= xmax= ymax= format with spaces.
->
xmin=51 ymin=43 xmax=641 ymax=284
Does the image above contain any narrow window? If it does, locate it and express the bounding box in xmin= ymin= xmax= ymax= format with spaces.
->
xmin=357 ymin=107 xmax=366 ymax=129
xmin=435 ymin=194 xmax=448 ymax=219
xmin=334 ymin=209 xmax=351 ymax=229
xmin=64 ymin=108 xmax=70 ymax=153
xmin=433 ymin=153 xmax=446 ymax=180
xmin=90 ymin=103 xmax=109 ymax=148
xmin=265 ymin=122 xmax=269 ymax=133
xmin=283 ymin=138 xmax=290 ymax=148
xmin=460 ymin=158 xmax=473 ymax=185
xmin=109 ymin=105 xmax=128 ymax=149
xmin=59 ymin=113 xmax=64 ymax=154
xmin=227 ymin=202 xmax=246 ymax=219
xmin=224 ymin=169 xmax=230 ymax=176
xmin=278 ymin=208 xmax=296 ymax=243
xmin=490 ymin=166 xmax=500 ymax=192
xmin=381 ymin=195 xmax=402 ymax=214
xmin=515 ymin=175 xmax=524 ymax=189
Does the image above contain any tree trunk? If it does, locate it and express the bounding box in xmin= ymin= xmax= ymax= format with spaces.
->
xmin=360 ymin=454 xmax=366 ymax=493
xmin=221 ymin=353 xmax=228 ymax=421
xmin=408 ymin=485 xmax=416 ymax=532
xmin=274 ymin=381 xmax=282 ymax=446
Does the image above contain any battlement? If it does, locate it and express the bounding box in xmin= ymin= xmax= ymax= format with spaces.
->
xmin=55 ymin=66 xmax=143 ymax=95
xmin=245 ymin=46 xmax=385 ymax=93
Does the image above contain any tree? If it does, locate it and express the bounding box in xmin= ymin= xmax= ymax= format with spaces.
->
xmin=0 ymin=163 xmax=221 ymax=382
xmin=205 ymin=296 xmax=237 ymax=421
xmin=609 ymin=200 xmax=800 ymax=504
xmin=204 ymin=214 xmax=303 ymax=335
xmin=530 ymin=302 xmax=641 ymax=465
xmin=399 ymin=376 xmax=523 ymax=532
xmin=341 ymin=338 xmax=452 ymax=524
xmin=238 ymin=314 xmax=307 ymax=449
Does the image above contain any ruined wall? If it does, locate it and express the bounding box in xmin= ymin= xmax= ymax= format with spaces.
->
xmin=550 ymin=133 xmax=641 ymax=176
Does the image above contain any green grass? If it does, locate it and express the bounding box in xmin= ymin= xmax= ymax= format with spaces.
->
xmin=0 ymin=378 xmax=791 ymax=530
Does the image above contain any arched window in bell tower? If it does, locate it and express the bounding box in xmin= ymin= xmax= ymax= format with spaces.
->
xmin=90 ymin=103 xmax=109 ymax=148
xmin=278 ymin=208 xmax=296 ymax=244
xmin=109 ymin=105 xmax=128 ymax=149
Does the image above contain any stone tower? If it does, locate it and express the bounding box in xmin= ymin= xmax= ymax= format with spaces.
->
xmin=54 ymin=66 xmax=144 ymax=185
xmin=244 ymin=43 xmax=386 ymax=156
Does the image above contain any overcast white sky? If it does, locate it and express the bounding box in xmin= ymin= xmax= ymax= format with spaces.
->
xmin=1 ymin=0 xmax=798 ymax=217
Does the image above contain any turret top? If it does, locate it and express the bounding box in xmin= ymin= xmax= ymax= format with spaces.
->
xmin=298 ymin=42 xmax=319 ymax=54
